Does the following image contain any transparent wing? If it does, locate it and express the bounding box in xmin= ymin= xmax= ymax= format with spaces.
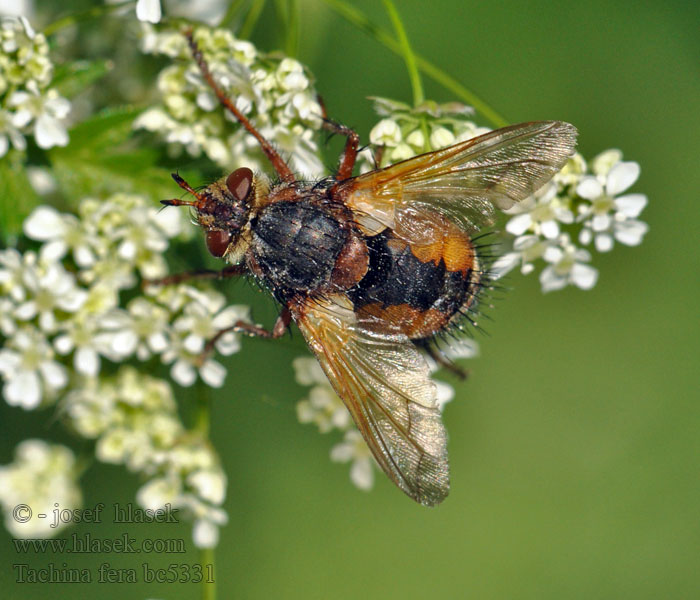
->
xmin=342 ymin=121 xmax=577 ymax=240
xmin=291 ymin=294 xmax=449 ymax=506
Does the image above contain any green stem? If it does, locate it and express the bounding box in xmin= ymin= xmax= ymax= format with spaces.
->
xmin=321 ymin=0 xmax=508 ymax=128
xmin=43 ymin=1 xmax=135 ymax=37
xmin=201 ymin=546 xmax=216 ymax=600
xmin=239 ymin=0 xmax=267 ymax=40
xmin=273 ymin=0 xmax=300 ymax=56
xmin=381 ymin=0 xmax=423 ymax=106
xmin=219 ymin=0 xmax=249 ymax=29
xmin=195 ymin=384 xmax=211 ymax=437
xmin=286 ymin=0 xmax=301 ymax=57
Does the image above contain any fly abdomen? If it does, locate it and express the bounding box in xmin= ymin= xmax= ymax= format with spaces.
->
xmin=251 ymin=200 xmax=349 ymax=294
xmin=349 ymin=230 xmax=477 ymax=340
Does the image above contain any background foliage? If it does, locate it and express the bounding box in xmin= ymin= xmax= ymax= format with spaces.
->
xmin=1 ymin=0 xmax=698 ymax=598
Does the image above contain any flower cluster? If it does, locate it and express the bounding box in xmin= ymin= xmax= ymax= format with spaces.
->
xmin=357 ymin=97 xmax=488 ymax=171
xmin=0 ymin=193 xmax=247 ymax=544
xmin=0 ymin=16 xmax=70 ymax=156
xmin=493 ymin=149 xmax=649 ymax=291
xmin=292 ymin=340 xmax=473 ymax=493
xmin=64 ymin=367 xmax=227 ymax=548
xmin=0 ymin=440 xmax=82 ymax=538
xmin=0 ymin=194 xmax=252 ymax=412
xmin=135 ymin=24 xmax=324 ymax=177
xmin=359 ymin=97 xmax=649 ymax=292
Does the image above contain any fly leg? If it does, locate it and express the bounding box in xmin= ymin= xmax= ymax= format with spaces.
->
xmin=317 ymin=95 xmax=360 ymax=181
xmin=143 ymin=265 xmax=246 ymax=289
xmin=322 ymin=118 xmax=360 ymax=181
xmin=184 ymin=30 xmax=295 ymax=183
xmin=197 ymin=306 xmax=292 ymax=365
xmin=415 ymin=340 xmax=469 ymax=381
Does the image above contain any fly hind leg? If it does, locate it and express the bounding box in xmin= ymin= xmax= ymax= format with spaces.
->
xmin=414 ymin=339 xmax=469 ymax=381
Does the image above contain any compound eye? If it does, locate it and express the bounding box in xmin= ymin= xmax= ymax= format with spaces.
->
xmin=206 ymin=229 xmax=232 ymax=258
xmin=226 ymin=167 xmax=253 ymax=202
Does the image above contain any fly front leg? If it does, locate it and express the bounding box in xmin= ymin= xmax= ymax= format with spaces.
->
xmin=322 ymin=118 xmax=360 ymax=181
xmin=184 ymin=30 xmax=295 ymax=183
xmin=197 ymin=306 xmax=292 ymax=365
xmin=143 ymin=265 xmax=247 ymax=289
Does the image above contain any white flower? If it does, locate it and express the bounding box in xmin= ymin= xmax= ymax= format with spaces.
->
xmin=137 ymin=24 xmax=322 ymax=174
xmin=0 ymin=108 xmax=26 ymax=157
xmin=173 ymin=288 xmax=247 ymax=356
xmin=192 ymin=517 xmax=221 ymax=548
xmin=292 ymin=356 xmax=326 ymax=386
xmin=0 ymin=247 xmax=29 ymax=302
xmin=0 ymin=16 xmax=52 ymax=88
xmin=553 ymin=151 xmax=587 ymax=188
xmin=293 ymin=357 xmax=350 ymax=432
xmin=0 ymin=297 xmax=16 ymax=336
xmin=53 ymin=311 xmax=131 ymax=376
xmin=369 ymin=118 xmax=401 ymax=146
xmin=434 ymin=380 xmax=455 ymax=411
xmin=184 ymin=497 xmax=228 ymax=548
xmin=576 ymin=159 xmax=648 ymax=252
xmin=117 ymin=297 xmax=171 ymax=360
xmin=0 ymin=327 xmax=67 ymax=409
xmin=135 ymin=0 xmax=162 ymax=24
xmin=8 ymin=84 xmax=70 ymax=149
xmin=187 ymin=469 xmax=226 ymax=505
xmin=0 ymin=440 xmax=82 ymax=538
xmin=63 ymin=380 xmax=116 ymax=438
xmin=137 ymin=476 xmax=182 ymax=509
xmin=14 ymin=260 xmax=87 ymax=332
xmin=23 ymin=205 xmax=98 ymax=266
xmin=429 ymin=126 xmax=455 ymax=149
xmin=539 ymin=235 xmax=598 ymax=293
xmin=490 ymin=234 xmax=554 ymax=279
xmin=330 ymin=430 xmax=374 ymax=491
xmin=506 ymin=183 xmax=574 ymax=240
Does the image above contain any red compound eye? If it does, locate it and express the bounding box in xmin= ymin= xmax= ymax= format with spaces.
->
xmin=226 ymin=167 xmax=253 ymax=202
xmin=206 ymin=229 xmax=232 ymax=257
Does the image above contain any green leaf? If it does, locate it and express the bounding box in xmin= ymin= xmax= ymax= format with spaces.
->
xmin=48 ymin=107 xmax=187 ymax=204
xmin=0 ymin=151 xmax=40 ymax=244
xmin=51 ymin=59 xmax=112 ymax=99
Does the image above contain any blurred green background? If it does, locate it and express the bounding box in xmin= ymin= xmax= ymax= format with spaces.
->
xmin=1 ymin=0 xmax=699 ymax=598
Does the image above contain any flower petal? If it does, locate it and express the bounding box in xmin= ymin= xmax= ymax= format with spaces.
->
xmin=75 ymin=347 xmax=100 ymax=376
xmin=192 ymin=519 xmax=219 ymax=549
xmin=614 ymin=220 xmax=649 ymax=246
xmin=576 ymin=176 xmax=603 ymax=200
xmin=540 ymin=220 xmax=560 ymax=240
xmin=34 ymin=114 xmax=69 ymax=149
xmin=350 ymin=459 xmax=374 ymax=491
xmin=23 ymin=206 xmax=66 ymax=241
xmin=39 ymin=361 xmax=68 ymax=390
xmin=606 ymin=161 xmax=640 ymax=196
xmin=136 ymin=0 xmax=162 ymax=23
xmin=505 ymin=213 xmax=532 ymax=236
xmin=539 ymin=266 xmax=567 ymax=293
xmin=571 ymin=263 xmax=598 ymax=290
xmin=489 ymin=252 xmax=520 ymax=279
xmin=594 ymin=233 xmax=614 ymax=252
xmin=5 ymin=371 xmax=41 ymax=409
xmin=614 ymin=193 xmax=647 ymax=218
xmin=200 ymin=360 xmax=226 ymax=388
